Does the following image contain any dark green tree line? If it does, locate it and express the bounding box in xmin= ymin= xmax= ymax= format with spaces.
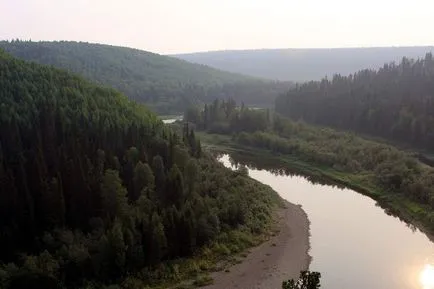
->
xmin=184 ymin=98 xmax=269 ymax=134
xmin=0 ymin=51 xmax=282 ymax=289
xmin=275 ymin=53 xmax=434 ymax=150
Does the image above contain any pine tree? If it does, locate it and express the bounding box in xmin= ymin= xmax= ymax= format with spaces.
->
xmin=167 ymin=164 xmax=185 ymax=206
xmin=108 ymin=219 xmax=126 ymax=276
xmin=132 ymin=161 xmax=155 ymax=202
xmin=184 ymin=159 xmax=198 ymax=195
xmin=100 ymin=169 xmax=129 ymax=220
xmin=149 ymin=212 xmax=167 ymax=264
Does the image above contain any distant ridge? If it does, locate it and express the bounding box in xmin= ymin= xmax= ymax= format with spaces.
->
xmin=0 ymin=40 xmax=258 ymax=113
xmin=174 ymin=46 xmax=434 ymax=81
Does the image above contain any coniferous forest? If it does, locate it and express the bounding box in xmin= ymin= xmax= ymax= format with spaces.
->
xmin=0 ymin=41 xmax=291 ymax=113
xmin=275 ymin=53 xmax=434 ymax=150
xmin=4 ymin=1 xmax=434 ymax=288
xmin=0 ymin=50 xmax=281 ymax=289
xmin=2 ymin=39 xmax=434 ymax=289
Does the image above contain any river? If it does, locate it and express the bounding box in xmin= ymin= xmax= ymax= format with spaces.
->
xmin=218 ymin=153 xmax=434 ymax=289
xmin=161 ymin=116 xmax=183 ymax=124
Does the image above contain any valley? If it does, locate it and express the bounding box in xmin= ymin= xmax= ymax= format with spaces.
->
xmin=0 ymin=41 xmax=291 ymax=114
xmin=1 ymin=37 xmax=434 ymax=289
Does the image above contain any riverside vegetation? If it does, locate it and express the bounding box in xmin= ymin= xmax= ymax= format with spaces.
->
xmin=282 ymin=271 xmax=321 ymax=289
xmin=0 ymin=51 xmax=286 ymax=289
xmin=184 ymin=99 xmax=434 ymax=238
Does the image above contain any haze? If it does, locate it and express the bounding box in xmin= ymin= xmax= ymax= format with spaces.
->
xmin=1 ymin=0 xmax=433 ymax=54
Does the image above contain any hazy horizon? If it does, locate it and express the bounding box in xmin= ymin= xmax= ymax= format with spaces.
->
xmin=3 ymin=39 xmax=434 ymax=55
xmin=1 ymin=0 xmax=434 ymax=54
xmin=170 ymin=45 xmax=434 ymax=55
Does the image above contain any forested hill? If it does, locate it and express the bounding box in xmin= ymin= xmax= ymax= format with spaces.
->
xmin=0 ymin=51 xmax=281 ymax=288
xmin=0 ymin=41 xmax=290 ymax=113
xmin=175 ymin=47 xmax=434 ymax=81
xmin=275 ymin=53 xmax=434 ymax=150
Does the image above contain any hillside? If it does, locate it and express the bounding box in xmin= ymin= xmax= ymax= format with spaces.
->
xmin=0 ymin=51 xmax=282 ymax=288
xmin=175 ymin=47 xmax=434 ymax=81
xmin=0 ymin=41 xmax=289 ymax=113
xmin=275 ymin=53 xmax=434 ymax=151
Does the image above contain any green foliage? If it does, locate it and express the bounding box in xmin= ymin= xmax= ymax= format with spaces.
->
xmin=0 ymin=53 xmax=281 ymax=288
xmin=0 ymin=40 xmax=291 ymax=113
xmin=150 ymin=212 xmax=168 ymax=264
xmin=133 ymin=161 xmax=154 ymax=201
xmin=192 ymin=275 xmax=213 ymax=287
xmin=6 ymin=272 xmax=62 ymax=289
xmin=185 ymin=99 xmax=268 ymax=133
xmin=232 ymin=114 xmax=434 ymax=213
xmin=275 ymin=53 xmax=434 ymax=150
xmin=107 ymin=219 xmax=126 ymax=275
xmin=282 ymin=271 xmax=321 ymax=289
xmin=188 ymin=100 xmax=434 ymax=233
xmin=100 ymin=170 xmax=129 ymax=220
xmin=184 ymin=159 xmax=199 ymax=195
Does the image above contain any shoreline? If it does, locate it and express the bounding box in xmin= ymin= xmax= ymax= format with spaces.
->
xmin=202 ymin=201 xmax=311 ymax=289
xmin=199 ymin=132 xmax=434 ymax=243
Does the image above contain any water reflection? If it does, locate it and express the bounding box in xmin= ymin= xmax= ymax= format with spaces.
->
xmin=217 ymin=150 xmax=429 ymax=235
xmin=220 ymin=150 xmax=358 ymax=188
xmin=161 ymin=116 xmax=183 ymax=124
xmin=217 ymin=153 xmax=434 ymax=289
xmin=421 ymin=264 xmax=434 ymax=289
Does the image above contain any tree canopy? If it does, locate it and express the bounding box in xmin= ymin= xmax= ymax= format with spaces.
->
xmin=0 ymin=51 xmax=282 ymax=289
xmin=0 ymin=40 xmax=290 ymax=113
xmin=282 ymin=271 xmax=321 ymax=289
xmin=275 ymin=53 xmax=434 ymax=150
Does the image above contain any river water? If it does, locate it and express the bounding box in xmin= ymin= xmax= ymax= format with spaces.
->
xmin=162 ymin=116 xmax=183 ymax=124
xmin=218 ymin=154 xmax=434 ymax=289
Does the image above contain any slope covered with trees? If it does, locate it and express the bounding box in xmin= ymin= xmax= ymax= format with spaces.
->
xmin=0 ymin=41 xmax=290 ymax=113
xmin=275 ymin=53 xmax=434 ymax=151
xmin=175 ymin=47 xmax=434 ymax=81
xmin=0 ymin=51 xmax=282 ymax=289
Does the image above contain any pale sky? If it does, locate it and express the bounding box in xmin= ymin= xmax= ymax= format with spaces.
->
xmin=1 ymin=0 xmax=433 ymax=54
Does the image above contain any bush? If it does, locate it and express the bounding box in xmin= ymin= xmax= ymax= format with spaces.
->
xmin=282 ymin=271 xmax=321 ymax=289
xmin=192 ymin=275 xmax=213 ymax=287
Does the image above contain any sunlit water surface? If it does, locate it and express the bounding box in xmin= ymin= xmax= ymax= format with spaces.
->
xmin=218 ymin=154 xmax=434 ymax=289
xmin=162 ymin=116 xmax=183 ymax=124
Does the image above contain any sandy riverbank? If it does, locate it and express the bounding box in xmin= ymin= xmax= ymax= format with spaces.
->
xmin=203 ymin=201 xmax=311 ymax=289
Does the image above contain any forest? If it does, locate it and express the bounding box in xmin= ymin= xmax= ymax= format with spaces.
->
xmin=0 ymin=51 xmax=282 ymax=289
xmin=185 ymin=99 xmax=434 ymax=235
xmin=0 ymin=40 xmax=291 ymax=113
xmin=275 ymin=53 xmax=434 ymax=151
